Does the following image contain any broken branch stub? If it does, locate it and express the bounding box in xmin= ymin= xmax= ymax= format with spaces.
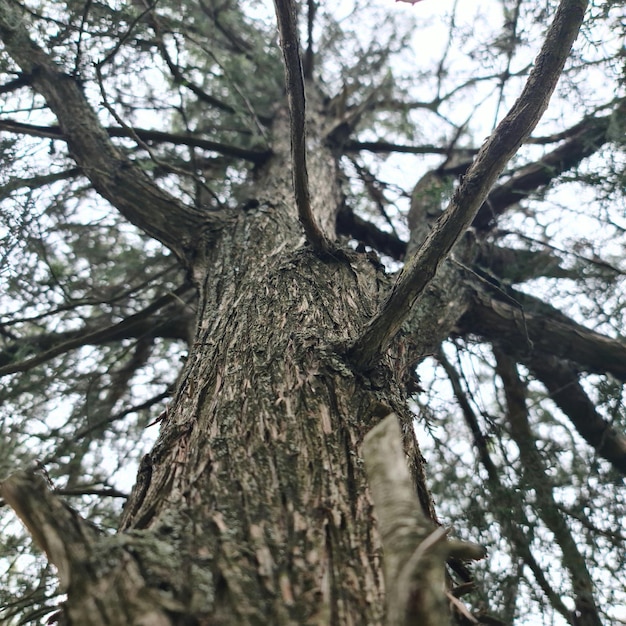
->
xmin=363 ymin=414 xmax=449 ymax=626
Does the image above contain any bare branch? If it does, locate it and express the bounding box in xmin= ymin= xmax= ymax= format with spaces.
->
xmin=0 ymin=72 xmax=30 ymax=93
xmin=347 ymin=0 xmax=589 ymax=369
xmin=344 ymin=140 xmax=456 ymax=156
xmin=0 ymin=119 xmax=271 ymax=163
xmin=458 ymin=285 xmax=626 ymax=382
xmin=0 ymin=167 xmax=81 ymax=197
xmin=0 ymin=287 xmax=191 ymax=377
xmin=302 ymin=0 xmax=316 ymax=79
xmin=54 ymin=487 xmax=127 ymax=499
xmin=273 ymin=0 xmax=332 ymax=254
xmin=494 ymin=349 xmax=603 ymax=626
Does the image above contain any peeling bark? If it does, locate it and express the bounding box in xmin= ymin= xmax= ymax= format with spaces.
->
xmin=6 ymin=110 xmax=435 ymax=624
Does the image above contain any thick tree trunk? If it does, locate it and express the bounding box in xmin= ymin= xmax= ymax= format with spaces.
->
xmin=116 ymin=113 xmax=425 ymax=624
xmin=120 ymin=217 xmax=392 ymax=624
xmin=4 ymin=111 xmax=437 ymax=626
xmin=0 ymin=0 xmax=606 ymax=622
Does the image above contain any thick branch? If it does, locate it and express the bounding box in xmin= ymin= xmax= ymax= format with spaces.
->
xmin=0 ymin=2 xmax=224 ymax=262
xmin=363 ymin=414 xmax=449 ymax=626
xmin=1 ymin=469 xmax=102 ymax=590
xmin=526 ymin=355 xmax=626 ymax=474
xmin=347 ymin=0 xmax=588 ymax=369
xmin=0 ymin=167 xmax=81 ymax=197
xmin=1 ymin=469 xmax=181 ymax=625
xmin=336 ymin=204 xmax=407 ymax=260
xmin=458 ymin=285 xmax=626 ymax=381
xmin=475 ymin=244 xmax=574 ymax=283
xmin=273 ymin=0 xmax=331 ymax=253
xmin=0 ymin=72 xmax=30 ymax=93
xmin=303 ymin=0 xmax=316 ymax=79
xmin=344 ymin=140 xmax=461 ymax=157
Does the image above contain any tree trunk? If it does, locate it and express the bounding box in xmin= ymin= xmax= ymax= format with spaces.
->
xmin=126 ymin=110 xmax=443 ymax=623
xmin=0 ymin=0 xmax=594 ymax=620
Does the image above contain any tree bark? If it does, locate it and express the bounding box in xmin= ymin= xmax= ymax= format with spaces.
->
xmin=116 ymin=116 xmax=411 ymax=624
xmin=2 ymin=109 xmax=434 ymax=625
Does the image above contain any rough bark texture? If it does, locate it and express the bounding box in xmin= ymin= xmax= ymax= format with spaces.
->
xmin=40 ymin=113 xmax=425 ymax=625
xmin=0 ymin=9 xmax=440 ymax=614
xmin=121 ymin=226 xmax=392 ymax=623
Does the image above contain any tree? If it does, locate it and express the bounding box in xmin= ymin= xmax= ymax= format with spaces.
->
xmin=0 ymin=0 xmax=624 ymax=623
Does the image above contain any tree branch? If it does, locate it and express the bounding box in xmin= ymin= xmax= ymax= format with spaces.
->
xmin=473 ymin=98 xmax=626 ymax=230
xmin=273 ymin=0 xmax=332 ymax=254
xmin=0 ymin=167 xmax=81 ymax=197
xmin=474 ymin=244 xmax=575 ymax=283
xmin=0 ymin=118 xmax=271 ymax=163
xmin=525 ymin=355 xmax=626 ymax=474
xmin=0 ymin=2 xmax=226 ymax=263
xmin=0 ymin=468 xmax=181 ymax=624
xmin=0 ymin=72 xmax=30 ymax=94
xmin=457 ymin=285 xmax=626 ymax=382
xmin=344 ymin=140 xmax=463 ymax=157
xmin=302 ymin=0 xmax=316 ymax=79
xmin=0 ymin=287 xmax=191 ymax=377
xmin=1 ymin=469 xmax=102 ymax=591
xmin=346 ymin=0 xmax=589 ymax=369
xmin=438 ymin=350 xmax=575 ymax=623
xmin=493 ymin=348 xmax=603 ymax=626
xmin=336 ymin=204 xmax=407 ymax=260
xmin=363 ymin=414 xmax=449 ymax=626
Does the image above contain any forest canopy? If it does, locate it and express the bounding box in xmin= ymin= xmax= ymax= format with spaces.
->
xmin=0 ymin=0 xmax=625 ymax=624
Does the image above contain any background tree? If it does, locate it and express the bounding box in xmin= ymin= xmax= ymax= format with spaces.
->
xmin=0 ymin=0 xmax=624 ymax=624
